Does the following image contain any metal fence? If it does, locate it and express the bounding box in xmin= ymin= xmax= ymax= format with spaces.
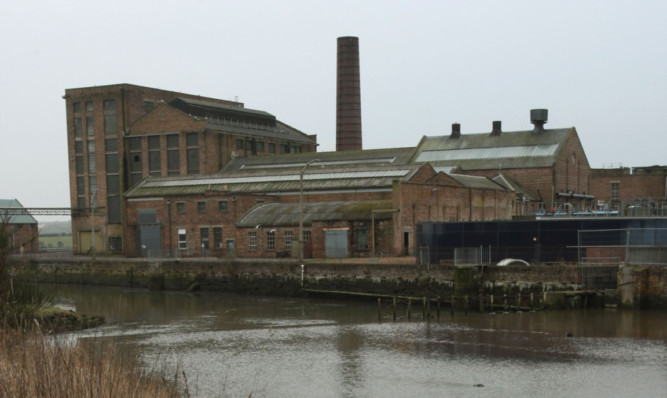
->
xmin=577 ymin=228 xmax=667 ymax=266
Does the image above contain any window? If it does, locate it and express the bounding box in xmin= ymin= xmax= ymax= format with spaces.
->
xmin=611 ymin=182 xmax=620 ymax=202
xmin=167 ymin=134 xmax=180 ymax=175
xmin=87 ymin=139 xmax=95 ymax=153
xmin=106 ymin=154 xmax=119 ymax=173
xmin=73 ymin=102 xmax=81 ymax=113
xmin=176 ymin=202 xmax=185 ymax=214
xmin=86 ymin=116 xmax=94 ymax=136
xmin=85 ymin=101 xmax=94 ymax=113
xmin=144 ymin=101 xmax=154 ymax=112
xmin=76 ymin=156 xmax=84 ymax=174
xmin=268 ymin=143 xmax=276 ymax=154
xmin=148 ymin=136 xmax=161 ymax=176
xmin=129 ymin=137 xmax=142 ymax=186
xmin=236 ymin=139 xmax=244 ymax=150
xmin=89 ymin=176 xmax=97 ymax=196
xmin=178 ymin=228 xmax=187 ymax=250
xmin=284 ymin=231 xmax=293 ymax=250
xmin=103 ymin=99 xmax=117 ymax=135
xmin=256 ymin=141 xmax=264 ymax=152
xmin=74 ymin=117 xmax=82 ymax=137
xmin=303 ymin=230 xmax=311 ymax=243
xmin=245 ymin=140 xmax=253 ymax=151
xmin=356 ymin=227 xmax=369 ymax=250
xmin=197 ymin=201 xmax=206 ymax=213
xmin=186 ymin=133 xmax=199 ymax=174
xmin=249 ymin=231 xmax=257 ymax=251
xmin=218 ymin=200 xmax=228 ymax=211
xmin=213 ymin=227 xmax=222 ymax=249
xmin=105 ymin=138 xmax=118 ymax=152
xmin=279 ymin=144 xmax=288 ymax=154
xmin=266 ymin=230 xmax=275 ymax=250
xmin=76 ymin=176 xmax=84 ymax=196
xmin=200 ymin=228 xmax=209 ymax=251
xmin=75 ymin=141 xmax=83 ymax=154
xmin=106 ymin=175 xmax=119 ymax=194
xmin=88 ymin=154 xmax=96 ymax=173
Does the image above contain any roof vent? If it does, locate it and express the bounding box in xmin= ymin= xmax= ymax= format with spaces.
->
xmin=450 ymin=123 xmax=461 ymax=139
xmin=530 ymin=109 xmax=548 ymax=134
xmin=490 ymin=120 xmax=502 ymax=136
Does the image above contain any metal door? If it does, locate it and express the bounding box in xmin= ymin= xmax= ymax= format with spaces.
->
xmin=325 ymin=230 xmax=348 ymax=258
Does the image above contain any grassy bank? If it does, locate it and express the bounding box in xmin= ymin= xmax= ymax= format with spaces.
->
xmin=0 ymin=327 xmax=187 ymax=398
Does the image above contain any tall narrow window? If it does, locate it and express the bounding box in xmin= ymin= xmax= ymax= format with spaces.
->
xmin=105 ymin=137 xmax=120 ymax=223
xmin=186 ymin=132 xmax=199 ymax=174
xmin=178 ymin=228 xmax=187 ymax=250
xmin=86 ymin=116 xmax=94 ymax=136
xmin=74 ymin=117 xmax=82 ymax=137
xmin=249 ymin=231 xmax=257 ymax=251
xmin=103 ymin=99 xmax=116 ymax=135
xmin=148 ymin=135 xmax=161 ymax=176
xmin=266 ymin=231 xmax=275 ymax=250
xmin=129 ymin=137 xmax=142 ymax=187
xmin=284 ymin=231 xmax=293 ymax=250
xmin=167 ymin=134 xmax=180 ymax=175
xmin=213 ymin=227 xmax=222 ymax=249
xmin=611 ymin=182 xmax=620 ymax=203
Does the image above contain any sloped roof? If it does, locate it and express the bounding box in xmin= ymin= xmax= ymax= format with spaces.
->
xmin=412 ymin=128 xmax=575 ymax=170
xmin=445 ymin=174 xmax=507 ymax=191
xmin=0 ymin=199 xmax=38 ymax=224
xmin=237 ymin=200 xmax=394 ymax=227
xmin=223 ymin=147 xmax=415 ymax=172
xmin=125 ymin=165 xmax=419 ymax=198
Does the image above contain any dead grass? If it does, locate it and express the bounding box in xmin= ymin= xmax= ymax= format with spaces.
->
xmin=0 ymin=327 xmax=188 ymax=398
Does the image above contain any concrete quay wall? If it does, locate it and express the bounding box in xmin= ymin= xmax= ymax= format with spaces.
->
xmin=11 ymin=257 xmax=667 ymax=309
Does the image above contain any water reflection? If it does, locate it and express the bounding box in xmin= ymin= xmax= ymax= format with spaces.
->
xmin=48 ymin=284 xmax=666 ymax=398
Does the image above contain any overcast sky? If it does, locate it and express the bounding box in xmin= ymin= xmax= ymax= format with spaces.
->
xmin=1 ymin=0 xmax=666 ymax=221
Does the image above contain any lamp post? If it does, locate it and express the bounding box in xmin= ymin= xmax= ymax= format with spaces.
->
xmin=299 ymin=159 xmax=320 ymax=261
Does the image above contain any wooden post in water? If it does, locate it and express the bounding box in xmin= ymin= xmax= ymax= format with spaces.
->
xmin=378 ymin=298 xmax=382 ymax=322
xmin=392 ymin=297 xmax=397 ymax=321
xmin=407 ymin=299 xmax=412 ymax=320
xmin=517 ymin=293 xmax=521 ymax=309
xmin=436 ymin=297 xmax=440 ymax=321
xmin=530 ymin=292 xmax=534 ymax=309
xmin=450 ymin=295 xmax=455 ymax=316
xmin=490 ymin=294 xmax=494 ymax=310
xmin=422 ymin=297 xmax=427 ymax=320
xmin=504 ymin=295 xmax=508 ymax=312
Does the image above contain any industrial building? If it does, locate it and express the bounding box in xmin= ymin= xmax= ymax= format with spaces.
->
xmin=63 ymin=37 xmax=667 ymax=260
xmin=64 ymin=83 xmax=317 ymax=255
xmin=0 ymin=199 xmax=39 ymax=254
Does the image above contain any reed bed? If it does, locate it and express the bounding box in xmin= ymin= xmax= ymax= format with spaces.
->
xmin=0 ymin=327 xmax=188 ymax=398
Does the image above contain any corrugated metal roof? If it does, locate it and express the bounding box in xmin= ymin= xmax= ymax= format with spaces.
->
xmin=416 ymin=144 xmax=559 ymax=162
xmin=143 ymin=169 xmax=412 ymax=188
xmin=0 ymin=199 xmax=38 ymax=224
xmin=413 ymin=128 xmax=574 ymax=170
xmin=237 ymin=200 xmax=394 ymax=227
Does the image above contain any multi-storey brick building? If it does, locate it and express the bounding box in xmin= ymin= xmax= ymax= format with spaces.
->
xmin=64 ymin=84 xmax=317 ymax=255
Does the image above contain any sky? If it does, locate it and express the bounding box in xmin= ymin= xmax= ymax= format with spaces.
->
xmin=1 ymin=0 xmax=666 ymax=222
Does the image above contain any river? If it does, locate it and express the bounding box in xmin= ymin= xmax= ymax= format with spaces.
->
xmin=50 ymin=284 xmax=666 ymax=398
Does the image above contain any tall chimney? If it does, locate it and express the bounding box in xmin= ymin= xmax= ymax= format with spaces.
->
xmin=530 ymin=109 xmax=548 ymax=134
xmin=336 ymin=36 xmax=362 ymax=151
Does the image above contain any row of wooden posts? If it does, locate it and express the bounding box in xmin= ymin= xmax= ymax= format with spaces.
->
xmin=376 ymin=293 xmax=541 ymax=321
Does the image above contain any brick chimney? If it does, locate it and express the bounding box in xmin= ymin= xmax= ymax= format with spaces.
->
xmin=336 ymin=36 xmax=362 ymax=151
xmin=450 ymin=123 xmax=461 ymax=139
xmin=490 ymin=120 xmax=502 ymax=136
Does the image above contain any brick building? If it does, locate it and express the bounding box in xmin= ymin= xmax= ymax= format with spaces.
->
xmin=410 ymin=111 xmax=593 ymax=214
xmin=0 ymin=199 xmax=39 ymax=254
xmin=589 ymin=166 xmax=667 ymax=213
xmin=64 ymin=84 xmax=317 ymax=255
xmin=124 ymin=149 xmax=514 ymax=258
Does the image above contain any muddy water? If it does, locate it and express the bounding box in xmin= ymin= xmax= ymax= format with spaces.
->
xmin=51 ymin=285 xmax=666 ymax=398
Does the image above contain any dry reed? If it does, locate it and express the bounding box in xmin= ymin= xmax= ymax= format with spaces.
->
xmin=0 ymin=327 xmax=188 ymax=398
